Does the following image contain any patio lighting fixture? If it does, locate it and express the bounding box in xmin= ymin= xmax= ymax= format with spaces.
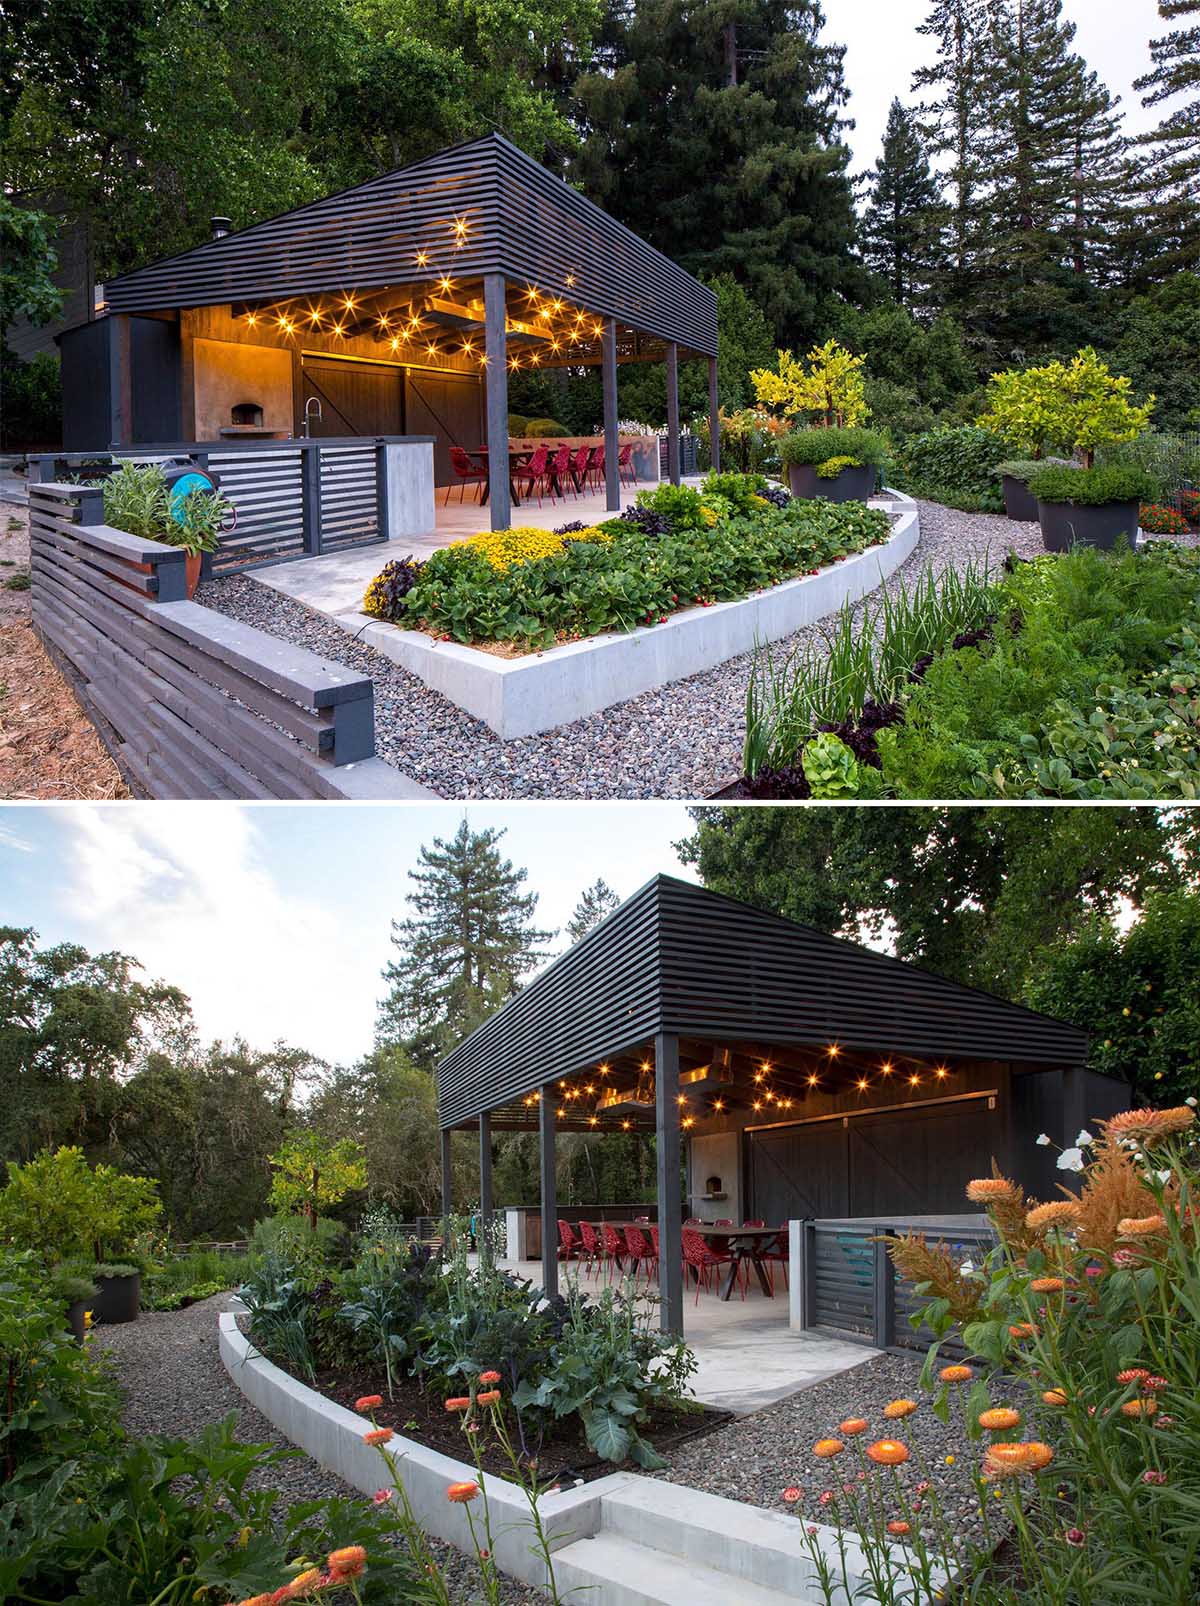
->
xmin=935 ymin=1066 xmax=949 ymax=1079
xmin=478 ymin=354 xmax=488 ymax=367
xmin=752 ymin=1100 xmax=762 ymax=1112
xmin=332 ymin=322 xmax=346 ymax=336
xmin=307 ymin=308 xmax=321 ymax=323
xmin=415 ymin=249 xmax=429 ymax=267
xmin=452 ymin=216 xmax=469 ymax=242
xmin=600 ymin=1063 xmax=610 ymax=1073
xmin=509 ymin=356 xmax=521 ymax=370
xmin=808 ymin=1074 xmax=819 ymax=1087
xmin=390 ymin=337 xmax=400 ymax=352
xmin=909 ymin=1074 xmax=920 ymax=1087
xmin=439 ymin=275 xmax=454 ymax=293
xmin=565 ymin=272 xmax=576 ymax=286
xmin=712 ymin=1099 xmax=724 ymax=1112
xmin=245 ymin=312 xmax=258 ymax=327
xmin=426 ymin=343 xmax=438 ymax=355
xmin=827 ymin=1044 xmax=840 ymax=1057
xmin=585 ymin=1084 xmax=595 ymax=1094
xmin=589 ymin=1116 xmax=598 ymax=1126
xmin=856 ymin=1077 xmax=869 ymax=1091
xmin=342 ymin=295 xmax=356 ymax=311
xmin=881 ymin=1061 xmax=893 ymax=1075
xmin=622 ymin=1120 xmax=631 ymax=1130
xmin=279 ymin=317 xmax=295 ymax=335
xmin=377 ymin=316 xmax=390 ymax=331
xmin=676 ymin=1093 xmax=687 ymax=1105
xmin=682 ymin=1116 xmax=695 ymax=1129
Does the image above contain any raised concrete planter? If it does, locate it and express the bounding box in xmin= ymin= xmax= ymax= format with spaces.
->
xmin=337 ymin=493 xmax=919 ymax=739
xmin=219 ymin=1308 xmax=918 ymax=1604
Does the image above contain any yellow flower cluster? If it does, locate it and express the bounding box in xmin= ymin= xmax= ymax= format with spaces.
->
xmin=699 ymin=505 xmax=719 ymax=527
xmin=454 ymin=524 xmax=612 ymax=572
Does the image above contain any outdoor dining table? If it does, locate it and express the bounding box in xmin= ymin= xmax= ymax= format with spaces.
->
xmin=580 ymin=1220 xmax=781 ymax=1303
xmin=466 ymin=445 xmax=534 ymax=506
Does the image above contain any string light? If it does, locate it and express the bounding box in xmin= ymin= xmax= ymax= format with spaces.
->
xmin=621 ymin=1119 xmax=631 ymax=1131
xmin=452 ymin=216 xmax=469 ymax=243
xmin=342 ymin=294 xmax=356 ymax=311
xmin=438 ymin=275 xmax=454 ymax=294
xmin=589 ymin=1116 xmax=598 ymax=1127
xmin=390 ymin=337 xmax=400 ymax=352
xmin=415 ymin=249 xmax=429 ymax=268
xmin=827 ymin=1044 xmax=840 ymax=1058
xmin=565 ymin=272 xmax=576 ymax=286
xmin=808 ymin=1073 xmax=819 ymax=1087
xmin=682 ymin=1116 xmax=695 ymax=1129
xmin=713 ymin=1099 xmax=724 ymax=1113
xmin=909 ymin=1074 xmax=920 ymax=1087
xmin=752 ymin=1100 xmax=762 ymax=1112
xmin=856 ymin=1077 xmax=869 ymax=1092
xmin=332 ymin=322 xmax=345 ymax=336
xmin=600 ymin=1063 xmax=610 ymax=1074
xmin=935 ymin=1066 xmax=949 ymax=1080
xmin=881 ymin=1061 xmax=893 ymax=1076
xmin=245 ymin=312 xmax=258 ymax=327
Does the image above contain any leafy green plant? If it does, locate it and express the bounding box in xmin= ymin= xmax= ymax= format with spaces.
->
xmin=268 ymin=1131 xmax=367 ymax=1230
xmin=893 ymin=425 xmax=1006 ymax=505
xmin=700 ymin=468 xmax=770 ymax=513
xmin=362 ymin=556 xmax=424 ymax=621
xmin=979 ymin=349 xmax=1155 ymax=469
xmin=634 ymin=480 xmax=711 ymax=530
xmin=339 ymin=1242 xmax=438 ymax=1397
xmin=816 ymin=454 xmax=861 ymax=478
xmin=751 ymin=340 xmax=869 ymax=427
xmin=101 ymin=461 xmax=230 ymax=557
xmin=0 ymin=1147 xmax=161 ymax=1264
xmin=239 ymin=1253 xmax=319 ymax=1381
xmin=1027 ymin=463 xmax=1156 ymax=506
xmin=779 ymin=426 xmax=887 ymax=467
xmin=994 ymin=456 xmax=1073 ymax=483
xmin=801 ymin=732 xmax=877 ymax=798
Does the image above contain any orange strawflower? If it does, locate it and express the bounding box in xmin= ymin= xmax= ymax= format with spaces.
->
xmin=445 ymin=1397 xmax=472 ymax=1412
xmin=1104 ymin=1107 xmax=1194 ymax=1146
xmin=983 ymin=1442 xmax=1052 ymax=1478
xmin=1024 ymin=1442 xmax=1054 ymax=1471
xmin=939 ymin=1364 xmax=973 ymax=1383
xmin=887 ymin=1520 xmax=911 ymax=1537
xmin=1116 ymin=1368 xmax=1152 ymax=1385
xmin=354 ymin=1395 xmax=384 ymax=1413
xmin=284 ymin=1570 xmax=322 ymax=1599
xmin=447 ymin=1480 xmax=480 ymax=1503
xmin=813 ymin=1438 xmax=845 ymax=1458
xmin=1025 ymin=1201 xmax=1081 ymax=1231
xmin=363 ymin=1428 xmax=391 ymax=1446
xmin=867 ymin=1440 xmax=910 ymax=1466
xmin=883 ymin=1399 xmax=917 ymax=1420
xmin=979 ymin=1408 xmax=1022 ymax=1432
xmin=1009 ymin=1323 xmax=1036 ymax=1339
xmin=479 ymin=1370 xmax=502 ymax=1384
xmin=1118 ymin=1215 xmax=1167 ymax=1237
xmin=236 ymin=1596 xmax=273 ymax=1606
xmin=839 ymin=1417 xmax=868 ymax=1436
xmin=1029 ymin=1277 xmax=1064 ymax=1293
xmin=476 ymin=1389 xmax=501 ymax=1406
xmin=967 ymin=1177 xmax=1021 ymax=1203
xmin=327 ymin=1546 xmax=367 ymax=1581
xmin=1121 ymin=1398 xmax=1158 ymax=1417
xmin=1042 ymin=1389 xmax=1068 ymax=1406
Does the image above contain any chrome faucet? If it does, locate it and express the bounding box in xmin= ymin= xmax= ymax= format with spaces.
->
xmin=302 ymin=397 xmax=323 ymax=437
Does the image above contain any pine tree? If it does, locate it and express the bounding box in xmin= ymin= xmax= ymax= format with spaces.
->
xmin=566 ymin=878 xmax=621 ymax=944
xmin=1135 ymin=2 xmax=1200 ymax=274
xmin=377 ymin=821 xmax=555 ymax=1069
xmin=860 ymin=98 xmax=946 ymax=309
xmin=570 ymin=1 xmax=864 ymax=347
xmin=912 ymin=0 xmax=990 ymax=287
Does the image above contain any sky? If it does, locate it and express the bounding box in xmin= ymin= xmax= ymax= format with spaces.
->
xmin=0 ymin=802 xmax=697 ymax=1066
xmin=833 ymin=0 xmax=1165 ymax=174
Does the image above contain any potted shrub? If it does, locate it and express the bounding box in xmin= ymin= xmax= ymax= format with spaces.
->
xmin=92 ymin=1262 xmax=142 ymax=1324
xmin=102 ymin=461 xmax=230 ymax=597
xmin=977 ymin=361 xmax=1068 ymax=511
xmin=1026 ymin=464 xmax=1155 ymax=551
xmin=993 ymin=456 xmax=1072 ymax=521
xmin=778 ymin=426 xmax=886 ymax=501
xmin=52 ymin=1271 xmax=98 ymax=1343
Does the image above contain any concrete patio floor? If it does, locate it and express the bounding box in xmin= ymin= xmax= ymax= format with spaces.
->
xmin=494 ymin=1256 xmax=877 ymax=1417
xmin=249 ymin=474 xmax=700 ymax=619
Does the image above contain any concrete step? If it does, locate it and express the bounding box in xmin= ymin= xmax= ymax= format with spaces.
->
xmin=550 ymin=1532 xmax=806 ymax=1606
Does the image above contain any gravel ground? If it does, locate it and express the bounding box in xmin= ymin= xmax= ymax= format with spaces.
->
xmin=197 ymin=499 xmax=1045 ymax=799
xmin=97 ymin=1292 xmax=545 ymax=1604
xmin=655 ymin=1350 xmax=1023 ymax=1560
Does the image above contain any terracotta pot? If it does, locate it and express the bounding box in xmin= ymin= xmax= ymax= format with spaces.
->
xmin=185 ymin=553 xmax=202 ymax=598
xmin=1036 ymin=498 xmax=1140 ymax=553
xmin=786 ymin=462 xmax=877 ymax=503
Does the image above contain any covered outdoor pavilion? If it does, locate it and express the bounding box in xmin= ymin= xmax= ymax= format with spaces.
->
xmin=63 ymin=134 xmax=719 ymax=528
xmin=436 ymin=875 xmax=1121 ymax=1339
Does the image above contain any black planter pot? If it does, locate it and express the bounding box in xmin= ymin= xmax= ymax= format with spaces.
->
xmin=787 ymin=462 xmax=877 ymax=503
xmin=65 ymin=1297 xmax=89 ymax=1344
xmin=1001 ymin=475 xmax=1039 ymax=522
xmin=1036 ymin=498 xmax=1140 ymax=553
xmin=94 ymin=1271 xmax=141 ymax=1325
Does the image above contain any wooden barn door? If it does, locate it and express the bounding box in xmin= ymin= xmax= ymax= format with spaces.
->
xmin=404 ymin=370 xmax=486 ymax=485
xmin=301 ymin=358 xmax=403 ymax=436
xmin=748 ymin=1125 xmax=849 ymax=1223
xmin=847 ymin=1097 xmax=998 ymax=1216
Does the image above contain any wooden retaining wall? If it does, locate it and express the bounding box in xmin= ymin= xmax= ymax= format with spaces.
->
xmin=30 ymin=480 xmax=432 ymax=800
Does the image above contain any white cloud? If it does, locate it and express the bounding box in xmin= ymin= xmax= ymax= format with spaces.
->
xmin=56 ymin=804 xmax=379 ymax=1063
xmin=0 ymin=821 xmax=34 ymax=853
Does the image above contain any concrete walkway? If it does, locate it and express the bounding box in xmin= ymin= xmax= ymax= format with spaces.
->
xmin=495 ymin=1256 xmax=874 ymax=1416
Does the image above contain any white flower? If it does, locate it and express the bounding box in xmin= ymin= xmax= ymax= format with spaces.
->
xmin=1186 ymin=1097 xmax=1198 ymax=1109
xmin=1154 ymin=1168 xmax=1172 ymax=1186
xmin=1076 ymin=1130 xmax=1094 ymax=1147
xmin=960 ymin=1259 xmax=975 ymax=1276
xmin=1036 ymin=1133 xmax=1052 ymax=1147
xmin=1056 ymin=1147 xmax=1085 ymax=1173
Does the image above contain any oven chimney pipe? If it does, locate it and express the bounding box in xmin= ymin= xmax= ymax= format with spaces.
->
xmin=210 ymin=216 xmax=233 ymax=239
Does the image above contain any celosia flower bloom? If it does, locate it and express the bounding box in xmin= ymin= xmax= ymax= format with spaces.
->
xmin=445 ymin=1397 xmax=472 ymax=1412
xmin=838 ymin=1417 xmax=868 ymax=1435
xmin=362 ymin=1429 xmax=391 ymax=1446
xmin=887 ymin=1520 xmax=911 ymax=1537
xmin=813 ymin=1438 xmax=845 ymax=1458
xmin=355 ymin=1395 xmax=383 ymax=1413
xmin=1117 ymin=1215 xmax=1167 ymax=1237
xmin=939 ymin=1364 xmax=973 ymax=1383
xmin=782 ymin=1486 xmax=803 ymax=1503
xmin=327 ymin=1546 xmax=367 ymax=1581
xmin=1029 ymin=1277 xmax=1064 ymax=1293
xmin=447 ymin=1481 xmax=480 ymax=1503
xmin=1104 ymin=1107 xmax=1195 ymax=1145
xmin=966 ymin=1177 xmax=1020 ymax=1203
xmin=476 ymin=1389 xmax=501 ymax=1406
xmin=479 ymin=1370 xmax=502 ymax=1385
xmin=867 ymin=1440 xmax=909 ymax=1466
xmin=979 ymin=1408 xmax=1021 ymax=1432
xmin=1025 ymin=1201 xmax=1081 ymax=1231
xmin=883 ymin=1399 xmax=917 ymax=1420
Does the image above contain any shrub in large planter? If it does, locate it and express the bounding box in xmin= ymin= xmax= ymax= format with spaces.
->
xmin=52 ymin=1272 xmax=98 ymax=1344
xmin=995 ymin=457 xmax=1073 ymax=521
xmin=779 ymin=427 xmax=886 ymax=503
xmin=92 ymin=1263 xmax=142 ymax=1324
xmin=1027 ymin=465 xmax=1155 ymax=552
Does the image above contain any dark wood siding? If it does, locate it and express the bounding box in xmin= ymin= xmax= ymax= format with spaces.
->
xmin=749 ymin=1126 xmax=849 ymax=1222
xmin=405 ymin=370 xmax=485 ymax=484
xmin=301 ymin=359 xmax=403 ymax=437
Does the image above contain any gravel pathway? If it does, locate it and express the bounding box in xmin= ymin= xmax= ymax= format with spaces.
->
xmin=655 ymin=1350 xmax=1021 ymax=1560
xmin=197 ymin=500 xmax=1043 ymax=799
xmin=98 ymin=1293 xmax=545 ymax=1604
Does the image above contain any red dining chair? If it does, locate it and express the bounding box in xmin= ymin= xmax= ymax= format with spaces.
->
xmin=601 ymin=1222 xmax=627 ymax=1283
xmin=682 ymin=1227 xmax=740 ymax=1305
xmin=446 ymin=446 xmax=487 ymax=504
xmin=557 ymin=1219 xmax=581 ymax=1262
xmin=547 ymin=444 xmax=573 ymax=502
xmin=577 ymin=1220 xmax=604 ymax=1279
xmin=618 ymin=442 xmax=635 ymax=486
xmin=623 ymin=1223 xmax=656 ymax=1287
xmin=589 ymin=445 xmax=606 ymax=491
xmin=762 ymin=1228 xmax=790 ymax=1294
xmin=511 ymin=444 xmax=551 ymax=507
xmin=570 ymin=445 xmax=592 ymax=495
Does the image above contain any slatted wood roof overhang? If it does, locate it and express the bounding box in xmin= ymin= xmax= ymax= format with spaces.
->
xmin=435 ymin=875 xmax=1091 ymax=1130
xmin=102 ymin=134 xmax=718 ymax=358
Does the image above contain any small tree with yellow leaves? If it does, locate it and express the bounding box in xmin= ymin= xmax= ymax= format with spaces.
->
xmin=978 ymin=348 xmax=1154 ymax=469
xmin=750 ymin=340 xmax=870 ymax=428
xmin=268 ymin=1131 xmax=366 ymax=1231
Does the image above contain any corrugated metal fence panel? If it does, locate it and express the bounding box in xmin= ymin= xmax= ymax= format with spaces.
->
xmin=813 ymin=1227 xmax=875 ymax=1336
xmin=205 ymin=447 xmax=306 ymax=569
xmin=319 ymin=441 xmax=380 ymax=547
xmin=29 ymin=482 xmax=381 ymax=799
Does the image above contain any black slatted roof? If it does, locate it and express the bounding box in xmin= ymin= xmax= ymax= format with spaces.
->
xmin=102 ymin=135 xmax=717 ymax=357
xmin=436 ymin=875 xmax=1091 ymax=1128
